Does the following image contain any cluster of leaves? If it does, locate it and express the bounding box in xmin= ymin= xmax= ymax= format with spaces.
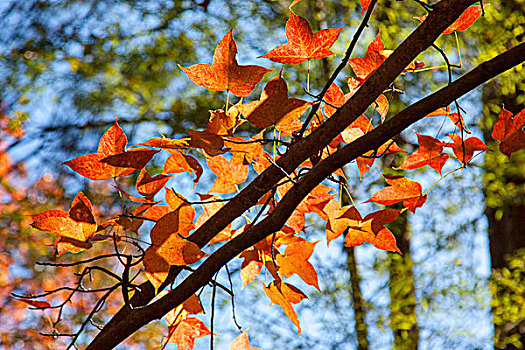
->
xmin=18 ymin=2 xmax=525 ymax=349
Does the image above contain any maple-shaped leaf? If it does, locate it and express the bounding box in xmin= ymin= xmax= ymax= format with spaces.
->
xmin=207 ymin=155 xmax=249 ymax=194
xmin=360 ymin=0 xmax=372 ymax=16
xmin=259 ymin=11 xmax=344 ymax=65
xmin=348 ymin=32 xmax=386 ymax=81
xmin=205 ymin=108 xmax=243 ymax=136
xmin=394 ymin=132 xmax=449 ymax=175
xmin=342 ymin=208 xmax=402 ymax=254
xmin=166 ymin=317 xmax=210 ymax=350
xmin=63 ymin=121 xmax=153 ymax=180
xmin=195 ymin=193 xmax=232 ymax=244
xmin=180 ymin=29 xmax=271 ymax=97
xmin=226 ymin=132 xmax=264 ymax=165
xmin=276 ymin=240 xmax=320 ymax=291
xmin=164 ymin=150 xmax=203 ymax=188
xmin=188 ymin=129 xmax=226 ymax=157
xmin=236 ymin=71 xmax=310 ymax=128
xmin=365 ymin=175 xmax=427 ymax=213
xmin=491 ymin=107 xmax=525 ymax=158
xmin=166 ymin=294 xmax=205 ymax=329
xmin=144 ymin=234 xmax=206 ymax=289
xmin=415 ymin=5 xmax=486 ymax=35
xmin=230 ymin=329 xmax=261 ymax=350
xmin=136 ymin=168 xmax=172 ymax=201
xmin=239 ymin=233 xmax=280 ymax=288
xmin=444 ymin=133 xmax=491 ymax=166
xmin=31 ymin=192 xmax=97 ymax=256
xmin=263 ymin=280 xmax=308 ymax=335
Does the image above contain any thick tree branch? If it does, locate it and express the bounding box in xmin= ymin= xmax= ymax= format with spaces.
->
xmin=87 ymin=0 xmax=495 ymax=347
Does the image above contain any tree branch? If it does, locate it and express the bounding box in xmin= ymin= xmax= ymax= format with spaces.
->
xmin=86 ymin=0 xmax=496 ymax=347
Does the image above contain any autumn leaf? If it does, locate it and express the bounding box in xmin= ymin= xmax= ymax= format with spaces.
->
xmin=15 ymin=298 xmax=51 ymax=309
xmin=276 ymin=240 xmax=320 ymax=291
xmin=144 ymin=233 xmax=206 ymax=289
xmin=444 ymin=133 xmax=491 ymax=166
xmin=205 ymin=108 xmax=243 ymax=136
xmin=259 ymin=11 xmax=344 ymax=64
xmin=359 ymin=0 xmax=372 ymax=15
xmin=188 ymin=129 xmax=226 ymax=157
xmin=166 ymin=317 xmax=210 ymax=350
xmin=345 ymin=208 xmax=401 ymax=253
xmin=415 ymin=5 xmax=486 ymax=35
xmin=136 ymin=168 xmax=172 ymax=200
xmin=164 ymin=150 xmax=203 ymax=188
xmin=195 ymin=193 xmax=232 ymax=244
xmin=207 ymin=155 xmax=249 ymax=194
xmin=31 ymin=192 xmax=97 ymax=256
xmin=348 ymin=32 xmax=386 ymax=81
xmin=63 ymin=120 xmax=152 ymax=180
xmin=394 ymin=132 xmax=450 ymax=175
xmin=491 ymin=107 xmax=525 ymax=158
xmin=263 ymin=280 xmax=308 ymax=335
xmin=236 ymin=71 xmax=310 ymax=128
xmin=366 ymin=175 xmax=427 ymax=213
xmin=180 ymin=29 xmax=271 ymax=97
xmin=166 ymin=294 xmax=205 ymax=329
xmin=230 ymin=329 xmax=261 ymax=350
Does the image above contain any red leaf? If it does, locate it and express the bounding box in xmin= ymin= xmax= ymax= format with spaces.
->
xmin=366 ymin=175 xmax=427 ymax=213
xmin=259 ymin=11 xmax=344 ymax=65
xmin=492 ymin=107 xmax=525 ymax=158
xmin=180 ymin=29 xmax=271 ymax=97
xmin=395 ymin=132 xmax=449 ymax=175
xmin=31 ymin=192 xmax=97 ymax=255
xmin=237 ymin=71 xmax=310 ymax=128
xmin=16 ymin=298 xmax=51 ymax=309
xmin=444 ymin=133 xmax=491 ymax=166
xmin=63 ymin=120 xmax=148 ymax=180
xmin=415 ymin=5 xmax=486 ymax=35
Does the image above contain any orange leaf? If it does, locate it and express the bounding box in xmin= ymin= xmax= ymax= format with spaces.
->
xmin=207 ymin=155 xmax=249 ymax=194
xmin=491 ymin=107 xmax=525 ymax=158
xmin=164 ymin=150 xmax=203 ymax=188
xmin=443 ymin=133 xmax=491 ymax=166
xmin=237 ymin=71 xmax=310 ymax=128
xmin=259 ymin=11 xmax=344 ymax=65
xmin=205 ymin=109 xmax=243 ymax=136
xmin=16 ymin=298 xmax=51 ymax=309
xmin=136 ymin=169 xmax=172 ymax=200
xmin=415 ymin=5 xmax=486 ymax=35
xmin=180 ymin=29 xmax=271 ymax=97
xmin=188 ymin=129 xmax=226 ymax=157
xmin=31 ymin=192 xmax=97 ymax=256
xmin=195 ymin=193 xmax=232 ymax=244
xmin=276 ymin=240 xmax=320 ymax=291
xmin=230 ymin=329 xmax=261 ymax=350
xmin=334 ymin=207 xmax=401 ymax=253
xmin=366 ymin=175 xmax=427 ymax=213
xmin=348 ymin=32 xmax=386 ymax=81
xmin=166 ymin=317 xmax=210 ymax=349
xmin=63 ymin=120 xmax=146 ymax=180
xmin=166 ymin=294 xmax=205 ymax=329
xmin=263 ymin=280 xmax=307 ymax=335
xmin=395 ymin=132 xmax=449 ymax=175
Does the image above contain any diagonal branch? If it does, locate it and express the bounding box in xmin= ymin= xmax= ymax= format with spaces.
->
xmin=86 ymin=0 xmax=487 ymax=347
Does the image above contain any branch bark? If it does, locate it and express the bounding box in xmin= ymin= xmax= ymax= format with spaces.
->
xmin=86 ymin=1 xmax=525 ymax=348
